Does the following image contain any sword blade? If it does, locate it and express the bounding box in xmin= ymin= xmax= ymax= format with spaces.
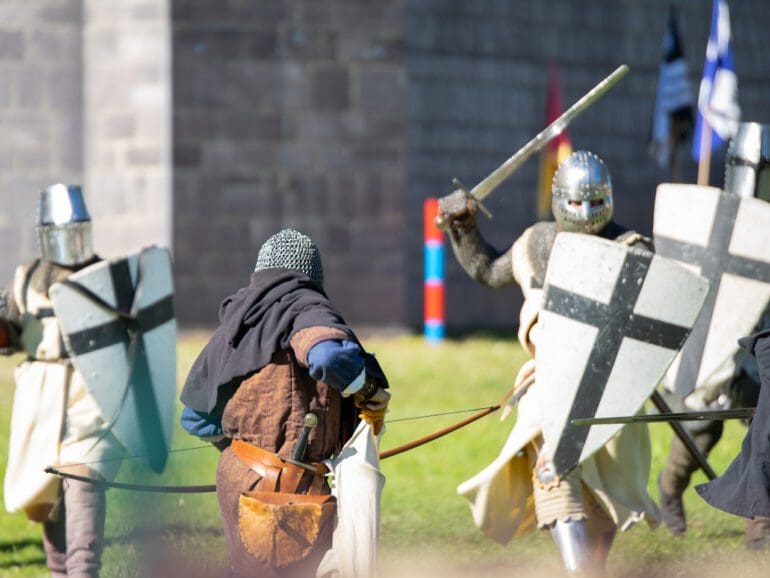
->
xmin=470 ymin=64 xmax=629 ymax=202
xmin=571 ymin=407 xmax=756 ymax=426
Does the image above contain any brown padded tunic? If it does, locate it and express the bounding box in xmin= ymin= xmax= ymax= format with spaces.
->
xmin=217 ymin=325 xmax=359 ymax=578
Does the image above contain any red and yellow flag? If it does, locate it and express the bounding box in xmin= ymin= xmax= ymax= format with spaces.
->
xmin=537 ymin=63 xmax=572 ymax=219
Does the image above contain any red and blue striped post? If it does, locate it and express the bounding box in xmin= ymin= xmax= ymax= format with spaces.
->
xmin=424 ymin=198 xmax=445 ymax=342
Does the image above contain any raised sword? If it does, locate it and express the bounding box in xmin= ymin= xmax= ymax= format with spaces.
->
xmin=436 ymin=64 xmax=630 ymax=229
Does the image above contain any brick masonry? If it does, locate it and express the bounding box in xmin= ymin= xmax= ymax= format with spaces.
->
xmin=171 ymin=0 xmax=408 ymax=326
xmin=0 ymin=0 xmax=83 ymax=280
xmin=83 ymin=0 xmax=173 ymax=258
xmin=0 ymin=1 xmax=769 ymax=332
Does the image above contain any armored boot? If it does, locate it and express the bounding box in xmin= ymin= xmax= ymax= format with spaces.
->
xmin=658 ymin=420 xmax=723 ymax=534
xmin=550 ymin=519 xmax=607 ymax=577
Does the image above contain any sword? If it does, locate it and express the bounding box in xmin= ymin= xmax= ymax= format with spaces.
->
xmin=436 ymin=64 xmax=630 ymax=229
xmin=280 ymin=413 xmax=319 ymax=472
xmin=572 ymin=391 xmax=739 ymax=482
xmin=571 ymin=407 xmax=755 ymax=426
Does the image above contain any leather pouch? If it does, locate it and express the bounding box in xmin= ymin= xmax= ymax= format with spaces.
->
xmin=238 ymin=490 xmax=336 ymax=569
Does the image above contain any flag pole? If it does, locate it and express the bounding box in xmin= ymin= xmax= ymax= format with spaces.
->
xmin=670 ymin=132 xmax=680 ymax=183
xmin=697 ymin=120 xmax=713 ymax=185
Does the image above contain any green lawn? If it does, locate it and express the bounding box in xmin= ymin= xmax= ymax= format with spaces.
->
xmin=1 ymin=333 xmax=769 ymax=577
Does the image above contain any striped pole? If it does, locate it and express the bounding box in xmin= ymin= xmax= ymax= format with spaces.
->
xmin=424 ymin=198 xmax=445 ymax=342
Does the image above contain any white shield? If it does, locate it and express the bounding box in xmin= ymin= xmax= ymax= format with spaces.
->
xmin=654 ymin=184 xmax=770 ymax=399
xmin=537 ymin=233 xmax=708 ymax=477
xmin=49 ymin=246 xmax=176 ymax=472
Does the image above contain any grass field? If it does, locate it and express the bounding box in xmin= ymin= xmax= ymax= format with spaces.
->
xmin=1 ymin=333 xmax=769 ymax=577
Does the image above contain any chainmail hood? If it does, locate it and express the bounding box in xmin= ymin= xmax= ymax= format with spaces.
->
xmin=254 ymin=229 xmax=324 ymax=289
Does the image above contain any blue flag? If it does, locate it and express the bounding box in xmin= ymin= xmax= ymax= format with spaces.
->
xmin=692 ymin=0 xmax=741 ymax=161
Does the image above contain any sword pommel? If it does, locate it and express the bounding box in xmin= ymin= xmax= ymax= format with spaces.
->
xmin=291 ymin=413 xmax=318 ymax=463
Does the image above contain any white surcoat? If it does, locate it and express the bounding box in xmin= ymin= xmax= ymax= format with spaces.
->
xmin=457 ymin=224 xmax=659 ymax=544
xmin=4 ymin=262 xmax=123 ymax=514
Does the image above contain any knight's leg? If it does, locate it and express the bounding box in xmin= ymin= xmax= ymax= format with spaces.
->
xmin=746 ymin=516 xmax=770 ymax=550
xmin=61 ymin=468 xmax=106 ymax=578
xmin=583 ymin=488 xmax=616 ymax=578
xmin=42 ymin=500 xmax=68 ymax=578
xmin=534 ymin=463 xmax=602 ymax=576
xmin=658 ymin=419 xmax=723 ymax=534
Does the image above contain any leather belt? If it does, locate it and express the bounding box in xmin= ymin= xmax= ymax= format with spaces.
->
xmin=231 ymin=439 xmax=327 ymax=495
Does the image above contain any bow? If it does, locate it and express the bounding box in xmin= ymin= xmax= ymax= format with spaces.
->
xmin=44 ymin=466 xmax=216 ymax=493
xmin=46 ymin=391 xmax=514 ymax=492
xmin=379 ymin=404 xmax=500 ymax=459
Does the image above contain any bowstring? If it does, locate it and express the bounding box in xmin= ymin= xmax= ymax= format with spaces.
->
xmin=385 ymin=406 xmax=497 ymax=423
xmin=50 ymin=444 xmax=213 ymax=468
xmin=52 ymin=406 xmax=497 ymax=469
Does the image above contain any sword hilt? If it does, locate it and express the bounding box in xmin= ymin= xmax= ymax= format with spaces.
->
xmin=291 ymin=413 xmax=318 ymax=463
xmin=434 ymin=178 xmax=494 ymax=231
xmin=452 ymin=178 xmax=493 ymax=220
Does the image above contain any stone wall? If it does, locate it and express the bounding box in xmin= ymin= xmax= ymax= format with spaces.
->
xmin=0 ymin=1 xmax=83 ymax=280
xmin=0 ymin=0 xmax=768 ymax=331
xmin=171 ymin=0 xmax=408 ymax=326
xmin=84 ymin=0 xmax=173 ymax=258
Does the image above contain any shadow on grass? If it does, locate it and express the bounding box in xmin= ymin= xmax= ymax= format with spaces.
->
xmin=0 ymin=537 xmax=46 ymax=569
xmin=0 ymin=556 xmax=46 ymax=569
xmin=0 ymin=537 xmax=42 ymax=552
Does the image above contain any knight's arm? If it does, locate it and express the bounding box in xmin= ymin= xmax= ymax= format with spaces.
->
xmin=446 ymin=224 xmax=515 ymax=288
xmin=438 ymin=189 xmax=515 ymax=288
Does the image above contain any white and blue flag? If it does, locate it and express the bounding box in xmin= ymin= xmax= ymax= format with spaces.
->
xmin=692 ymin=0 xmax=741 ymax=161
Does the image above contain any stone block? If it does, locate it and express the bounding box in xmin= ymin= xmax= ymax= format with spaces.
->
xmin=356 ymin=67 xmax=405 ymax=112
xmin=127 ymin=147 xmax=162 ymax=166
xmin=175 ymin=28 xmax=242 ymax=60
xmin=277 ymin=28 xmax=337 ymax=61
xmin=244 ymin=29 xmax=279 ymax=60
xmin=0 ymin=30 xmax=24 ymax=60
xmin=37 ymin=1 xmax=81 ymax=24
xmin=27 ymin=29 xmax=80 ymax=61
xmin=309 ymin=67 xmax=349 ymax=111
xmin=173 ymin=144 xmax=200 ymax=167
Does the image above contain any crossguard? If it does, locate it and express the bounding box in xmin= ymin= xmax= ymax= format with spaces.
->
xmin=452 ymin=178 xmax=493 ymax=220
xmin=434 ymin=178 xmax=494 ymax=230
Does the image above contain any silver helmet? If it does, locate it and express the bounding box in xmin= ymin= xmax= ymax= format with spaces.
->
xmin=254 ymin=229 xmax=324 ymax=288
xmin=724 ymin=122 xmax=770 ymax=202
xmin=36 ymin=184 xmax=94 ymax=266
xmin=551 ymin=151 xmax=613 ymax=234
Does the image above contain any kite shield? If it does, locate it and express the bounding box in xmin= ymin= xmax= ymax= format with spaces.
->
xmin=535 ymin=234 xmax=708 ymax=481
xmin=49 ymin=246 xmax=176 ymax=473
xmin=654 ymin=184 xmax=770 ymax=400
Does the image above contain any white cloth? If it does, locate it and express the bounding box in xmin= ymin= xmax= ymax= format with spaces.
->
xmin=4 ymin=360 xmax=123 ymax=513
xmin=4 ymin=263 xmax=124 ymax=514
xmin=457 ymin=375 xmax=659 ymax=545
xmin=317 ymin=422 xmax=385 ymax=578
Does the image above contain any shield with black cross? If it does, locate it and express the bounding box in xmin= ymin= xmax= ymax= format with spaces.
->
xmin=655 ymin=184 xmax=770 ymax=400
xmin=535 ymin=233 xmax=709 ymax=481
xmin=49 ymin=245 xmax=176 ymax=473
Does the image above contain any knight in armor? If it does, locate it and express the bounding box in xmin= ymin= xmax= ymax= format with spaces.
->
xmin=1 ymin=185 xmax=125 ymax=578
xmin=440 ymin=151 xmax=659 ymax=576
xmin=180 ymin=228 xmax=390 ymax=578
xmin=658 ymin=121 xmax=770 ymax=547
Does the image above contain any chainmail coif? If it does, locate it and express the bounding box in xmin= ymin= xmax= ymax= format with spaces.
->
xmin=254 ymin=229 xmax=324 ymax=289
